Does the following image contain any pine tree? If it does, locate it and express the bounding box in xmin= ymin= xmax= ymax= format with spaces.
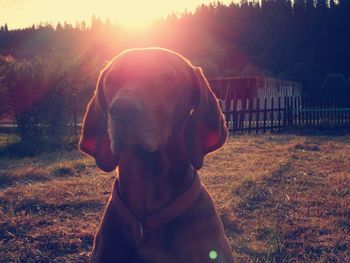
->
xmin=293 ymin=0 xmax=305 ymax=14
xmin=56 ymin=22 xmax=63 ymax=31
xmin=329 ymin=0 xmax=336 ymax=9
xmin=316 ymin=0 xmax=328 ymax=9
xmin=305 ymin=0 xmax=315 ymax=10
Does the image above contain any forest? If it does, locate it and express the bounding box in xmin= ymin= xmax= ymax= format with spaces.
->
xmin=0 ymin=0 xmax=350 ymax=142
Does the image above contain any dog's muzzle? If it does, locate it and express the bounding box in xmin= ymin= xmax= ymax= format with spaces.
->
xmin=109 ymin=97 xmax=143 ymax=121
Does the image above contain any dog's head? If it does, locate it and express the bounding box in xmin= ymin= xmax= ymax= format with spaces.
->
xmin=79 ymin=48 xmax=227 ymax=172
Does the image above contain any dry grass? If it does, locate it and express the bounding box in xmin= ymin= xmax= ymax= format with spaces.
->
xmin=0 ymin=132 xmax=349 ymax=262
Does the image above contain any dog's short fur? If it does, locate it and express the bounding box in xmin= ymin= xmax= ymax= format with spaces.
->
xmin=79 ymin=48 xmax=234 ymax=262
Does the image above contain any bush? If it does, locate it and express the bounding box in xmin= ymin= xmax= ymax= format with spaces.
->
xmin=0 ymin=51 xmax=99 ymax=149
xmin=15 ymin=93 xmax=69 ymax=142
xmin=1 ymin=54 xmax=75 ymax=144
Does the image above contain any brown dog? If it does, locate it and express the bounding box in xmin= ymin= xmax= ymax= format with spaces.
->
xmin=79 ymin=48 xmax=234 ymax=263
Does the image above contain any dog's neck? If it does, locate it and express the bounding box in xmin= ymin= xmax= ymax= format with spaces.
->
xmin=116 ymin=137 xmax=194 ymax=217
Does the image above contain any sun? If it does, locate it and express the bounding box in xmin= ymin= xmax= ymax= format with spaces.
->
xmin=113 ymin=4 xmax=161 ymax=29
xmin=94 ymin=1 xmax=174 ymax=29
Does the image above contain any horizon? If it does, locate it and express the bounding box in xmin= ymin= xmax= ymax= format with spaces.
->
xmin=0 ymin=0 xmax=237 ymax=30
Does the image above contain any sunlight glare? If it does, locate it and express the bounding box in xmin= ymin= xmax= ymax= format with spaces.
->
xmin=109 ymin=2 xmax=162 ymax=29
xmin=1 ymin=0 xmax=234 ymax=30
xmin=89 ymin=0 xmax=179 ymax=29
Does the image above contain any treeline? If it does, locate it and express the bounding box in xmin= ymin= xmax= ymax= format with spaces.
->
xmin=1 ymin=1 xmax=350 ymax=94
xmin=0 ymin=0 xmax=350 ymax=142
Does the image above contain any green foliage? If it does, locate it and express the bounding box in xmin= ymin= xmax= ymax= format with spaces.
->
xmin=0 ymin=56 xmax=12 ymax=116
xmin=0 ymin=52 xmax=97 ymax=144
xmin=2 ymin=56 xmax=64 ymax=142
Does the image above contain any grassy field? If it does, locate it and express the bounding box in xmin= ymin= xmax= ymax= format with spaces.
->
xmin=0 ymin=132 xmax=349 ymax=262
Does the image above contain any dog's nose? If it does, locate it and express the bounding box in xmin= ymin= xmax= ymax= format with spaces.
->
xmin=109 ymin=97 xmax=142 ymax=119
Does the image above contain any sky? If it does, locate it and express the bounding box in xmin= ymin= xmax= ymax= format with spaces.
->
xmin=0 ymin=0 xmax=236 ymax=30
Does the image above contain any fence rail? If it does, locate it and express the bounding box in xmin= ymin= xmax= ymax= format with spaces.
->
xmin=1 ymin=96 xmax=350 ymax=136
xmin=221 ymin=96 xmax=350 ymax=133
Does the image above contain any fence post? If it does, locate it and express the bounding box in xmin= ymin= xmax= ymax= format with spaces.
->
xmin=334 ymin=97 xmax=337 ymax=124
xmin=305 ymin=97 xmax=309 ymax=125
xmin=291 ymin=97 xmax=296 ymax=126
xmin=348 ymin=97 xmax=350 ymax=123
xmin=331 ymin=97 xmax=335 ymax=124
xmin=241 ymin=99 xmax=246 ymax=131
xmin=73 ymin=93 xmax=78 ymax=136
xmin=288 ymin=96 xmax=292 ymax=127
xmin=239 ymin=100 xmax=244 ymax=131
xmin=315 ymin=97 xmax=319 ymax=125
xmin=322 ymin=97 xmax=325 ymax=124
xmin=337 ymin=98 xmax=340 ymax=124
xmin=342 ymin=98 xmax=345 ymax=124
xmin=263 ymin=98 xmax=267 ymax=133
xmin=278 ymin=97 xmax=281 ymax=130
xmin=310 ymin=97 xmax=313 ymax=125
xmin=221 ymin=99 xmax=228 ymax=130
xmin=312 ymin=97 xmax=315 ymax=125
xmin=342 ymin=97 xmax=347 ymax=124
xmin=302 ymin=97 xmax=305 ymax=125
xmin=270 ymin=97 xmax=274 ymax=132
xmin=256 ymin=98 xmax=260 ymax=133
xmin=333 ymin=97 xmax=335 ymax=124
xmin=298 ymin=97 xmax=301 ymax=125
xmin=315 ymin=98 xmax=319 ymax=125
xmin=248 ymin=98 xmax=253 ymax=133
xmin=232 ymin=99 xmax=237 ymax=134
xmin=240 ymin=99 xmax=247 ymax=131
xmin=283 ymin=97 xmax=287 ymax=127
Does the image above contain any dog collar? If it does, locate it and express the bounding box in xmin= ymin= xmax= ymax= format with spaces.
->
xmin=112 ymin=171 xmax=202 ymax=243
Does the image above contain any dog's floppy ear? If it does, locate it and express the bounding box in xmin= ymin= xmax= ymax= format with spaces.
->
xmin=79 ymin=69 xmax=119 ymax=172
xmin=184 ymin=67 xmax=228 ymax=170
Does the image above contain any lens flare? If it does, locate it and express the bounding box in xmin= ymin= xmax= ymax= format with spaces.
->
xmin=209 ymin=250 xmax=218 ymax=260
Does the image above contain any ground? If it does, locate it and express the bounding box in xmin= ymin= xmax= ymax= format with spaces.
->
xmin=0 ymin=132 xmax=349 ymax=262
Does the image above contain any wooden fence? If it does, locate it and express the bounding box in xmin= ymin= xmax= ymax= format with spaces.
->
xmin=2 ymin=94 xmax=350 ymax=136
xmin=221 ymin=96 xmax=350 ymax=133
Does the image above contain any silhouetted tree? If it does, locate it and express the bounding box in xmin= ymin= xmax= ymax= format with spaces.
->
xmin=329 ymin=0 xmax=337 ymax=9
xmin=305 ymin=0 xmax=316 ymax=10
xmin=56 ymin=22 xmax=63 ymax=31
xmin=316 ymin=0 xmax=328 ymax=9
xmin=293 ymin=0 xmax=305 ymax=13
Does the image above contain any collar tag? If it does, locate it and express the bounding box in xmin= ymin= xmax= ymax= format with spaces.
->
xmin=132 ymin=221 xmax=144 ymax=243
